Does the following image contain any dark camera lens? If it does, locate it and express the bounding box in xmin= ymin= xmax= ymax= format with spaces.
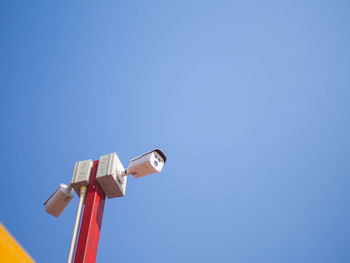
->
xmin=153 ymin=160 xmax=158 ymax=167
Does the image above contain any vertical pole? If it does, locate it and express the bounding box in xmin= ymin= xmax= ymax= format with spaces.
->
xmin=74 ymin=160 xmax=106 ymax=263
xmin=67 ymin=185 xmax=87 ymax=263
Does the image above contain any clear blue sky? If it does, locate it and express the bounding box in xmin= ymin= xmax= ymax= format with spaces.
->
xmin=1 ymin=1 xmax=350 ymax=262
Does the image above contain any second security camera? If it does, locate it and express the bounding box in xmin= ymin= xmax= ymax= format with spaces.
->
xmin=127 ymin=149 xmax=167 ymax=178
xmin=44 ymin=184 xmax=74 ymax=217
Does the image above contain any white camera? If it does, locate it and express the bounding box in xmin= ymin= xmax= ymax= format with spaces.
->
xmin=127 ymin=149 xmax=167 ymax=178
xmin=44 ymin=184 xmax=74 ymax=218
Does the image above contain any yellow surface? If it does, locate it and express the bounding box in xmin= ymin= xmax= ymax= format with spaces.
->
xmin=0 ymin=222 xmax=35 ymax=263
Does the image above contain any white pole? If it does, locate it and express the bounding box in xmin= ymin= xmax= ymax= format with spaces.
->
xmin=67 ymin=186 xmax=87 ymax=263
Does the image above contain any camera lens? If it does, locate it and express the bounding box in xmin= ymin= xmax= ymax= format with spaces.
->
xmin=153 ymin=160 xmax=158 ymax=167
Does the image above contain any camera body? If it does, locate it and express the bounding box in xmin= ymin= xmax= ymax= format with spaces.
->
xmin=128 ymin=149 xmax=166 ymax=178
xmin=44 ymin=184 xmax=74 ymax=218
xmin=96 ymin=153 xmax=127 ymax=198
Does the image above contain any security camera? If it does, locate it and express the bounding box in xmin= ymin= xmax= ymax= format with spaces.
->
xmin=127 ymin=149 xmax=167 ymax=178
xmin=44 ymin=184 xmax=74 ymax=218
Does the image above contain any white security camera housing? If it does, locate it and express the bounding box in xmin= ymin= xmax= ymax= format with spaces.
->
xmin=128 ymin=149 xmax=167 ymax=178
xmin=96 ymin=153 xmax=127 ymax=198
xmin=44 ymin=184 xmax=74 ymax=218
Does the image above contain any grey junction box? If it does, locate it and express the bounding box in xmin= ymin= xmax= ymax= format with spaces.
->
xmin=71 ymin=159 xmax=93 ymax=195
xmin=96 ymin=153 xmax=127 ymax=198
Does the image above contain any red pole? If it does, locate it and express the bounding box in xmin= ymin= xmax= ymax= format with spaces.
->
xmin=74 ymin=160 xmax=106 ymax=263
